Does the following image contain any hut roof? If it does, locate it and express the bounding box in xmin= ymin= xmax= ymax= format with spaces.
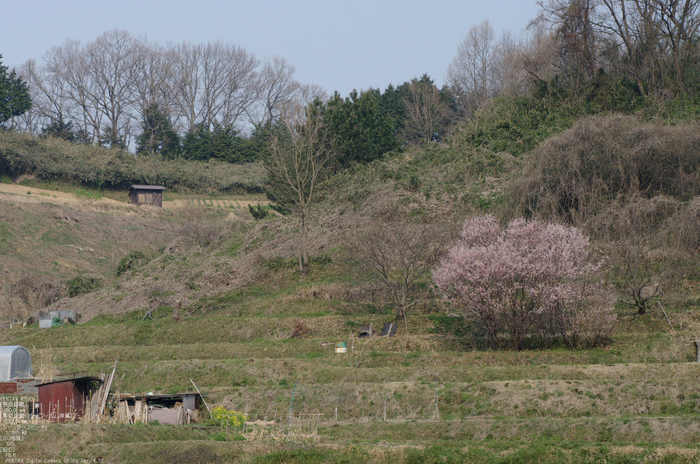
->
xmin=129 ymin=185 xmax=166 ymax=191
xmin=37 ymin=376 xmax=102 ymax=387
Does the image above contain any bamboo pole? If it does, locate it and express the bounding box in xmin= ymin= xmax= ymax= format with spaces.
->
xmin=97 ymin=361 xmax=117 ymax=422
xmin=190 ymin=378 xmax=212 ymax=417
xmin=658 ymin=302 xmax=674 ymax=331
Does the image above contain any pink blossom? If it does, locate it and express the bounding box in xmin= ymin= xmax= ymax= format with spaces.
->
xmin=433 ymin=216 xmax=615 ymax=349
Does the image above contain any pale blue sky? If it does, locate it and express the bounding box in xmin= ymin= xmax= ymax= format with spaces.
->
xmin=2 ymin=0 xmax=540 ymax=97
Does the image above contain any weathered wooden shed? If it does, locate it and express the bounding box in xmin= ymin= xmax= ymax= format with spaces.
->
xmin=129 ymin=185 xmax=166 ymax=207
xmin=37 ymin=376 xmax=102 ymax=422
xmin=114 ymin=393 xmax=202 ymax=425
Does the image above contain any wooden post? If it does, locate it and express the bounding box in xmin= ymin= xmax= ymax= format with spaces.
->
xmin=384 ymin=379 xmax=389 ymax=421
xmin=694 ymin=341 xmax=700 ymax=363
xmin=334 ymin=380 xmax=343 ymax=421
xmin=288 ymin=383 xmax=297 ymax=426
xmin=435 ymin=378 xmax=440 ymax=421
xmin=173 ymin=300 xmax=181 ymax=322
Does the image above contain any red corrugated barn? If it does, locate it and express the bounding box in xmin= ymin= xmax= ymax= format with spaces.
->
xmin=37 ymin=376 xmax=102 ymax=422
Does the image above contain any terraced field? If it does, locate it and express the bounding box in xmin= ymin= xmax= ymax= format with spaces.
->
xmin=2 ymin=272 xmax=700 ymax=463
xmin=165 ymin=198 xmax=271 ymax=210
xmin=2 ymin=184 xmax=700 ymax=463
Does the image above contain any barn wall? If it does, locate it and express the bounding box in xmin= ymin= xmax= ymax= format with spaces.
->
xmin=38 ymin=380 xmax=88 ymax=422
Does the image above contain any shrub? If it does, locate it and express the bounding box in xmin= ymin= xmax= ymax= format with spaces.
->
xmin=66 ymin=276 xmax=102 ymax=297
xmin=432 ymin=215 xmax=616 ymax=350
xmin=210 ymin=406 xmax=247 ymax=428
xmin=116 ymin=250 xmax=153 ymax=276
xmin=8 ymin=275 xmax=63 ymax=319
xmin=450 ymin=96 xmax=577 ymax=157
xmin=290 ymin=318 xmax=311 ymax=338
xmin=510 ymin=114 xmax=700 ymax=225
xmin=248 ymin=204 xmax=269 ymax=220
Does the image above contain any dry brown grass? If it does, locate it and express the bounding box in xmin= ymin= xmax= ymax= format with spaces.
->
xmin=0 ymin=183 xmax=124 ymax=209
xmin=287 ymin=284 xmax=348 ymax=303
xmin=645 ymin=446 xmax=700 ymax=461
xmin=33 ymin=345 xmax=58 ymax=382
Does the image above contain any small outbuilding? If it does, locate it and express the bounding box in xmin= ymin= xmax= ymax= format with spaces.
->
xmin=37 ymin=376 xmax=102 ymax=422
xmin=129 ymin=185 xmax=166 ymax=207
xmin=0 ymin=346 xmax=33 ymax=381
xmin=113 ymin=393 xmax=202 ymax=425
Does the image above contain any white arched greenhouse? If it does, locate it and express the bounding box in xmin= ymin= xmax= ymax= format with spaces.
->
xmin=0 ymin=346 xmax=33 ymax=381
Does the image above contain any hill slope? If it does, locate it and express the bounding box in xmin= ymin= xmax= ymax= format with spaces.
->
xmin=2 ymin=114 xmax=700 ymax=463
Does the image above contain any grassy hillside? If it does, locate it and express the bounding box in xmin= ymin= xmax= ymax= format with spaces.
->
xmin=2 ymin=110 xmax=700 ymax=463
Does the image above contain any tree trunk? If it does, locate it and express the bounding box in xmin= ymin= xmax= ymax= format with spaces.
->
xmin=299 ymin=210 xmax=309 ymax=275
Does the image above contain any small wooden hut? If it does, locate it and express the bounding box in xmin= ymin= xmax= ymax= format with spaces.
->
xmin=129 ymin=185 xmax=166 ymax=207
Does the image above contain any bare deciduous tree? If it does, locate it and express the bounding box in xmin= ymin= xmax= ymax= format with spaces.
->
xmin=490 ymin=31 xmax=532 ymax=98
xmin=41 ymin=39 xmax=103 ymax=143
xmin=596 ymin=0 xmax=700 ymax=97
xmin=401 ymin=77 xmax=452 ymax=144
xmin=167 ymin=41 xmax=259 ymax=132
xmin=265 ymin=105 xmax=333 ymax=274
xmin=133 ymin=42 xmax=175 ymax=125
xmin=602 ymin=197 xmax=677 ymax=316
xmin=252 ymin=56 xmax=301 ymax=126
xmin=446 ymin=21 xmax=533 ymax=117
xmin=18 ymin=31 xmax=316 ymax=149
xmin=535 ymin=0 xmax=598 ymax=88
xmin=16 ymin=60 xmax=60 ymax=134
xmin=520 ymin=25 xmax=560 ymax=88
xmin=614 ymin=237 xmax=665 ymax=315
xmin=167 ymin=42 xmax=203 ymax=132
xmin=446 ymin=20 xmax=500 ymax=115
xmin=297 ymin=83 xmax=329 ymax=107
xmin=346 ymin=220 xmax=446 ymax=332
xmin=86 ymin=29 xmax=145 ymax=148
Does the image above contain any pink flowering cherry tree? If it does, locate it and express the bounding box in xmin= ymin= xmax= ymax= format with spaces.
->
xmin=432 ymin=215 xmax=616 ymax=350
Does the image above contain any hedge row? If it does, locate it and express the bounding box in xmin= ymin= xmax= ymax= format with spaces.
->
xmin=0 ymin=131 xmax=267 ymax=193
